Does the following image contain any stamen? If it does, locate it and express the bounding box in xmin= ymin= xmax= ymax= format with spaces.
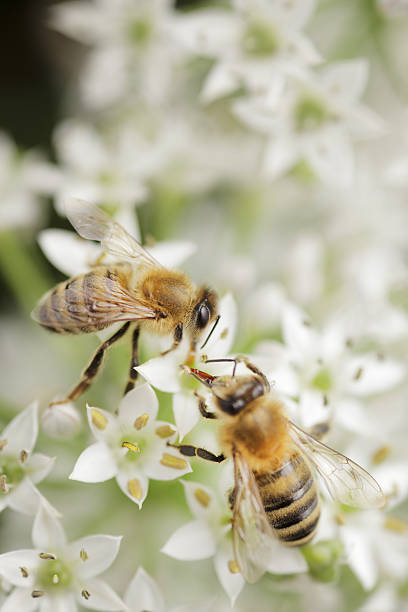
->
xmin=32 ymin=590 xmax=45 ymax=598
xmin=0 ymin=475 xmax=8 ymax=493
xmin=0 ymin=439 xmax=7 ymax=452
xmin=52 ymin=574 xmax=59 ymax=584
xmin=122 ymin=441 xmax=140 ymax=453
xmin=220 ymin=328 xmax=228 ymax=339
xmin=372 ymin=444 xmax=391 ymax=465
xmin=335 ymin=514 xmax=345 ymax=526
xmin=160 ymin=453 xmax=188 ymax=470
xmin=155 ymin=425 xmax=175 ymax=438
xmin=91 ymin=409 xmax=108 ymax=430
xmin=134 ymin=413 xmax=149 ymax=430
xmin=20 ymin=449 xmax=28 ymax=463
xmin=39 ymin=552 xmax=56 ymax=560
xmin=194 ymin=488 xmax=211 ymax=508
xmin=127 ymin=478 xmax=143 ymax=501
xmin=80 ymin=547 xmax=88 ymax=562
xmin=20 ymin=567 xmax=29 ymax=578
xmin=81 ymin=589 xmax=91 ymax=600
xmin=228 ymin=560 xmax=240 ymax=574
xmin=353 ymin=366 xmax=363 ymax=381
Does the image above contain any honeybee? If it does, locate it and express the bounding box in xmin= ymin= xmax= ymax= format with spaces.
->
xmin=32 ymin=198 xmax=218 ymax=401
xmin=174 ymin=358 xmax=385 ymax=583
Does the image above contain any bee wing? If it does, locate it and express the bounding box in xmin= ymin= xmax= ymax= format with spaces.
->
xmin=287 ymin=420 xmax=386 ymax=509
xmin=32 ymin=270 xmax=158 ymax=330
xmin=232 ymin=449 xmax=277 ymax=583
xmin=65 ymin=198 xmax=163 ymax=268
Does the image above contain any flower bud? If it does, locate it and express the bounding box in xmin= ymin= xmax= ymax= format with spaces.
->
xmin=41 ymin=401 xmax=81 ymax=439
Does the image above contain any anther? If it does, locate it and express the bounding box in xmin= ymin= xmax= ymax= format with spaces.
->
xmin=122 ymin=441 xmax=140 ymax=453
xmin=0 ymin=475 xmax=8 ymax=493
xmin=194 ymin=488 xmax=211 ymax=508
xmin=160 ymin=453 xmax=188 ymax=470
xmin=80 ymin=547 xmax=88 ymax=562
xmin=127 ymin=478 xmax=143 ymax=501
xmin=32 ymin=590 xmax=45 ymax=598
xmin=81 ymin=589 xmax=91 ymax=600
xmin=91 ymin=409 xmax=108 ymax=430
xmin=52 ymin=574 xmax=59 ymax=584
xmin=228 ymin=560 xmax=240 ymax=574
xmin=20 ymin=567 xmax=29 ymax=578
xmin=0 ymin=439 xmax=7 ymax=452
xmin=39 ymin=552 xmax=56 ymax=560
xmin=353 ymin=366 xmax=363 ymax=381
xmin=134 ymin=413 xmax=149 ymax=430
xmin=20 ymin=449 xmax=28 ymax=463
xmin=155 ymin=425 xmax=175 ymax=438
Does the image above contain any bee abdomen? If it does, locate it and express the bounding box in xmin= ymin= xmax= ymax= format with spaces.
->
xmin=256 ymin=454 xmax=320 ymax=547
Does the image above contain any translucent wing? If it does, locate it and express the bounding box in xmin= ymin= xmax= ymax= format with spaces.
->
xmin=32 ymin=269 xmax=158 ymax=331
xmin=288 ymin=421 xmax=386 ymax=509
xmin=232 ymin=449 xmax=277 ymax=583
xmin=65 ymin=198 xmax=163 ymax=268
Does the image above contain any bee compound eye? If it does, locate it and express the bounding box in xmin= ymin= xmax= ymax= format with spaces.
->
xmin=197 ymin=303 xmax=210 ymax=329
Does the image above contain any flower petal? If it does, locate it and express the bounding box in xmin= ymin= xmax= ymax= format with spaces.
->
xmin=39 ymin=592 xmax=77 ymax=612
xmin=124 ymin=567 xmax=165 ymax=612
xmin=173 ymin=392 xmax=200 ymax=441
xmin=204 ymin=293 xmax=237 ymax=359
xmin=161 ymin=520 xmax=216 ymax=560
xmin=118 ymin=384 xmax=158 ymax=427
xmin=144 ymin=448 xmax=192 ymax=481
xmin=344 ymin=355 xmax=405 ymax=397
xmin=181 ymin=481 xmax=217 ymax=522
xmin=1 ymin=587 xmax=39 ymax=612
xmin=213 ymin=543 xmax=245 ymax=606
xmin=321 ymin=59 xmax=369 ymax=107
xmin=341 ymin=526 xmax=378 ymax=590
xmin=6 ymin=478 xmax=50 ymax=517
xmin=149 ymin=240 xmax=196 ymax=269
xmin=0 ymin=551 xmax=38 ymax=587
xmin=2 ymin=402 xmax=38 ymax=456
xmin=32 ymin=502 xmax=67 ymax=550
xmin=265 ymin=540 xmax=308 ymax=574
xmin=136 ymin=343 xmax=187 ymax=393
xmin=305 ymin=127 xmax=354 ymax=188
xmin=86 ymin=406 xmax=117 ymax=442
xmin=25 ymin=454 xmax=55 ymax=484
xmin=69 ymin=442 xmax=117 ymax=483
xmin=67 ymin=535 xmax=122 ymax=580
xmin=77 ymin=578 xmax=126 ymax=611
xmin=116 ymin=470 xmax=148 ymax=509
xmin=281 ymin=303 xmax=318 ymax=362
xmin=38 ymin=229 xmax=101 ymax=277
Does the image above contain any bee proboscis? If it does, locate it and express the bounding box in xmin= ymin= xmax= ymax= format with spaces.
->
xmin=175 ymin=358 xmax=386 ymax=583
xmin=32 ymin=198 xmax=218 ymax=402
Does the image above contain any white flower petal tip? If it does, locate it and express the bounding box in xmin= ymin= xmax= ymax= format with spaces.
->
xmin=41 ymin=401 xmax=81 ymax=439
xmin=124 ymin=566 xmax=165 ymax=611
xmin=161 ymin=520 xmax=217 ymax=561
xmin=68 ymin=535 xmax=122 ymax=580
xmin=136 ymin=355 xmax=183 ymax=393
xmin=69 ymin=442 xmax=117 ymax=483
xmin=2 ymin=402 xmax=39 ymax=456
xmin=118 ymin=383 xmax=159 ymax=425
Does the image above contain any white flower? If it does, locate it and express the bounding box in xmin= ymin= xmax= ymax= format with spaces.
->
xmin=170 ymin=0 xmax=319 ymax=103
xmin=234 ymin=59 xmax=385 ymax=186
xmin=50 ymin=0 xmax=179 ymax=109
xmin=256 ymin=303 xmax=406 ymax=434
xmin=0 ymin=132 xmax=58 ymax=231
xmin=162 ymin=479 xmax=307 ymax=606
xmin=41 ymin=401 xmax=82 ymax=440
xmin=70 ymin=384 xmax=191 ymax=507
xmin=137 ymin=293 xmax=238 ymax=439
xmin=0 ymin=502 xmax=125 ymax=611
xmin=0 ymin=403 xmax=56 ymax=516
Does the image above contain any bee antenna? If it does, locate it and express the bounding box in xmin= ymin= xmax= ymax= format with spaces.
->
xmin=200 ymin=315 xmax=221 ymax=349
xmin=204 ymin=358 xmax=238 ymax=377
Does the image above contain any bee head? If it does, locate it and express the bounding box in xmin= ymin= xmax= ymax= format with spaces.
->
xmin=190 ymin=369 xmax=267 ymax=416
xmin=189 ymin=287 xmax=219 ymax=344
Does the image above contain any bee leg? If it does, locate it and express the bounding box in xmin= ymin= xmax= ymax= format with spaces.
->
xmin=124 ymin=325 xmax=140 ymax=395
xmin=160 ymin=323 xmax=183 ymax=356
xmin=50 ymin=322 xmax=131 ymax=406
xmin=237 ymin=356 xmax=270 ymax=391
xmin=309 ymin=422 xmax=330 ymax=440
xmin=194 ymin=391 xmax=217 ymax=419
xmin=168 ymin=442 xmax=225 ymax=463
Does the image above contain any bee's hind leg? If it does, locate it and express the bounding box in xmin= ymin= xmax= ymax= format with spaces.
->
xmin=124 ymin=325 xmax=140 ymax=395
xmin=50 ymin=322 xmax=131 ymax=407
xmin=167 ymin=442 xmax=225 ymax=463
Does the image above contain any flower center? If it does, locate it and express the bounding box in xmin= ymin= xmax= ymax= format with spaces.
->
xmin=37 ymin=558 xmax=72 ymax=590
xmin=242 ymin=20 xmax=280 ymax=56
xmin=311 ymin=367 xmax=332 ymax=392
xmin=127 ymin=18 xmax=152 ymax=46
xmin=120 ymin=434 xmax=147 ymax=462
xmin=0 ymin=458 xmax=24 ymax=490
xmin=294 ymin=96 xmax=332 ymax=132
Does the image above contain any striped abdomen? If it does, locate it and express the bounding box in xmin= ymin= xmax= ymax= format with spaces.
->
xmin=255 ymin=451 xmax=320 ymax=546
xmin=34 ymin=266 xmax=131 ymax=335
